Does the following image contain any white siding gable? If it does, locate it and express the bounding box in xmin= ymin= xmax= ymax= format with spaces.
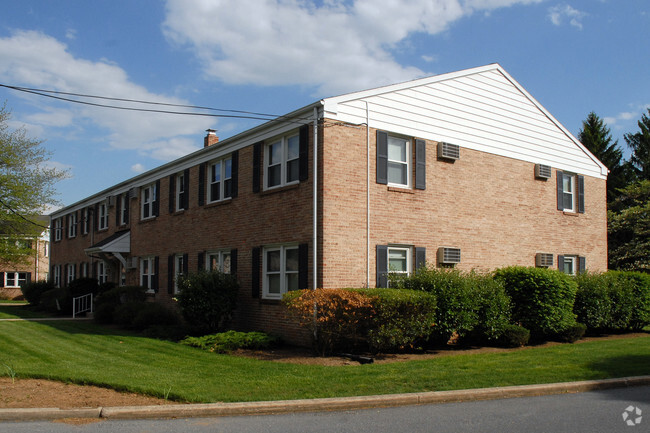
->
xmin=322 ymin=64 xmax=607 ymax=179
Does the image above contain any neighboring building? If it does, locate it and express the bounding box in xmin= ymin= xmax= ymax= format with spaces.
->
xmin=0 ymin=216 xmax=50 ymax=300
xmin=49 ymin=64 xmax=608 ymax=341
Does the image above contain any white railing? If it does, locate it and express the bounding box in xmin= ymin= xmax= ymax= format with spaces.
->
xmin=72 ymin=293 xmax=93 ymax=318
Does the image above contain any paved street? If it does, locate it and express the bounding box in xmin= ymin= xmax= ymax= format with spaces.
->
xmin=2 ymin=385 xmax=648 ymax=433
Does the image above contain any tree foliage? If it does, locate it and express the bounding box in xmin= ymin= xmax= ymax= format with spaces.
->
xmin=624 ymin=108 xmax=650 ymax=181
xmin=578 ymin=112 xmax=631 ymax=202
xmin=0 ymin=103 xmax=67 ymax=266
xmin=608 ymin=180 xmax=650 ymax=272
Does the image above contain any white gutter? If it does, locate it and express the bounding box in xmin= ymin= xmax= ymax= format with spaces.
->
xmin=313 ymin=106 xmax=318 ymax=290
xmin=366 ymin=101 xmax=370 ymax=288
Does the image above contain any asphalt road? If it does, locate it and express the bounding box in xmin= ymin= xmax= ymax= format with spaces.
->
xmin=2 ymin=385 xmax=648 ymax=433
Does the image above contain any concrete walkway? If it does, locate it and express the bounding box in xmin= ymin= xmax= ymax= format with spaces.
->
xmin=1 ymin=376 xmax=649 ymax=421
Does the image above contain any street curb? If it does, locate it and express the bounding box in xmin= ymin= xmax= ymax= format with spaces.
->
xmin=3 ymin=376 xmax=648 ymax=421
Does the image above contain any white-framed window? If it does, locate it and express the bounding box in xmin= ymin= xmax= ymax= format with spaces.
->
xmin=54 ymin=218 xmax=62 ymax=241
xmin=67 ymin=213 xmax=77 ymax=238
xmin=206 ymin=250 xmax=231 ymax=274
xmin=265 ymin=133 xmax=300 ymax=189
xmin=80 ymin=262 xmax=88 ymax=278
xmin=387 ymin=135 xmax=411 ymax=187
xmin=561 ymin=255 xmax=576 ymax=276
xmin=209 ymin=157 xmax=233 ymax=203
xmin=66 ymin=264 xmax=76 ymax=284
xmin=388 ymin=246 xmax=411 ymax=277
xmin=98 ymin=202 xmax=109 ymax=230
xmin=140 ymin=256 xmax=156 ymax=293
xmin=53 ymin=265 xmax=61 ymax=288
xmin=263 ymin=245 xmax=299 ymax=299
xmin=43 ymin=241 xmax=49 ymax=258
xmin=174 ymin=254 xmax=185 ymax=293
xmin=82 ymin=208 xmax=89 ymax=234
xmin=561 ymin=172 xmax=575 ymax=212
xmin=97 ymin=261 xmax=108 ymax=284
xmin=176 ymin=173 xmax=186 ymax=211
xmin=119 ymin=193 xmax=129 ymax=225
xmin=141 ymin=183 xmax=157 ymax=220
xmin=3 ymin=272 xmax=28 ymax=288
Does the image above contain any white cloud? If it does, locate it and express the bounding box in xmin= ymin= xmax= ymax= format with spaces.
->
xmin=603 ymin=105 xmax=649 ymax=129
xmin=163 ymin=0 xmax=544 ymax=95
xmin=548 ymin=4 xmax=587 ymax=30
xmin=65 ymin=28 xmax=77 ymax=40
xmin=0 ymin=30 xmax=210 ymax=161
xmin=131 ymin=163 xmax=146 ymax=173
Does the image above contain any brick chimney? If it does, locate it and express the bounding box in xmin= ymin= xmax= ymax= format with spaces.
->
xmin=204 ymin=129 xmax=219 ymax=148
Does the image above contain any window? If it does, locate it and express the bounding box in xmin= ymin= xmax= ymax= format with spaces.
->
xmin=557 ymin=171 xmax=584 ymax=213
xmin=209 ymin=157 xmax=232 ymax=202
xmin=388 ymin=247 xmax=410 ymax=276
xmin=265 ymin=134 xmax=300 ymax=189
xmin=80 ymin=262 xmax=88 ymax=278
xmin=3 ymin=272 xmax=28 ymax=288
xmin=53 ymin=265 xmax=61 ymax=288
xmin=176 ymin=173 xmax=186 ymax=211
xmin=43 ymin=241 xmax=49 ymax=258
xmin=82 ymin=208 xmax=89 ymax=234
xmin=118 ymin=193 xmax=129 ymax=225
xmin=140 ymin=256 xmax=157 ymax=292
xmin=387 ymin=136 xmax=410 ymax=187
xmin=263 ymin=245 xmax=299 ymax=299
xmin=559 ymin=255 xmax=585 ymax=275
xmin=141 ymin=184 xmax=157 ymax=219
xmin=68 ymin=213 xmax=77 ymax=238
xmin=174 ymin=254 xmax=184 ymax=293
xmin=97 ymin=261 xmax=108 ymax=284
xmin=54 ymin=218 xmax=62 ymax=241
xmin=66 ymin=264 xmax=76 ymax=285
xmin=98 ymin=203 xmax=108 ymax=230
xmin=207 ymin=250 xmax=231 ymax=274
xmin=376 ymin=245 xmax=426 ymax=288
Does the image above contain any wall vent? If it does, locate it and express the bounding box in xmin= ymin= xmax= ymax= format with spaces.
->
xmin=438 ymin=247 xmax=461 ymax=264
xmin=536 ymin=253 xmax=554 ymax=268
xmin=128 ymin=187 xmax=140 ymax=199
xmin=438 ymin=142 xmax=460 ymax=160
xmin=535 ymin=164 xmax=552 ymax=179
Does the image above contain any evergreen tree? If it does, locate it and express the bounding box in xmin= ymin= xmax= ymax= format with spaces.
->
xmin=608 ymin=180 xmax=650 ymax=272
xmin=578 ymin=112 xmax=630 ymax=202
xmin=624 ymin=108 xmax=650 ymax=181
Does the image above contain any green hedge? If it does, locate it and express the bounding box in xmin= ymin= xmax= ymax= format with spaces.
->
xmin=21 ymin=280 xmax=55 ymax=306
xmin=180 ymin=331 xmax=280 ymax=353
xmin=494 ymin=266 xmax=578 ymax=339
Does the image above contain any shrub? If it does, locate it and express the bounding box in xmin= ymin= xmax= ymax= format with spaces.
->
xmin=94 ymin=285 xmax=147 ymax=325
xmin=93 ymin=302 xmax=115 ymax=324
xmin=67 ymin=278 xmax=99 ymax=298
xmin=176 ymin=270 xmax=239 ymax=335
xmin=180 ymin=331 xmax=280 ymax=353
xmin=614 ymin=271 xmax=650 ymax=330
xmin=574 ymin=272 xmax=616 ymax=331
xmin=361 ymin=288 xmax=436 ymax=353
xmin=494 ymin=266 xmax=578 ymax=339
xmin=469 ymin=276 xmax=512 ymax=343
xmin=114 ymin=302 xmax=144 ymax=329
xmin=555 ymin=323 xmax=587 ymax=343
xmin=39 ymin=287 xmax=72 ymax=315
xmin=497 ymin=324 xmax=530 ymax=347
xmin=283 ymin=289 xmax=374 ymax=355
xmin=131 ymin=303 xmax=180 ymax=331
xmin=21 ymin=280 xmax=55 ymax=306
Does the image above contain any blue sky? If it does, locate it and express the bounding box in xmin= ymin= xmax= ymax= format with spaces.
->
xmin=0 ymin=0 xmax=648 ymax=208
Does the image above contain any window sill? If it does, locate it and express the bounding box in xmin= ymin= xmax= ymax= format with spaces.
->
xmin=262 ymin=183 xmax=300 ymax=196
xmin=562 ymin=211 xmax=579 ymax=217
xmin=138 ymin=217 xmax=157 ymax=224
xmin=387 ymin=186 xmax=415 ymax=194
xmin=260 ymin=297 xmax=282 ymax=305
xmin=204 ymin=198 xmax=232 ymax=209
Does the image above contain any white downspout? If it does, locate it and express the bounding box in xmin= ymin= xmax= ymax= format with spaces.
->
xmin=366 ymin=101 xmax=370 ymax=288
xmin=313 ymin=106 xmax=318 ymax=290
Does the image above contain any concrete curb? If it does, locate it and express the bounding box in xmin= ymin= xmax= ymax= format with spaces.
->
xmin=2 ymin=376 xmax=649 ymax=421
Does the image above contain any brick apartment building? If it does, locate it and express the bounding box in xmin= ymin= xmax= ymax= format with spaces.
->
xmin=49 ymin=64 xmax=608 ymax=339
xmin=0 ymin=217 xmax=50 ymax=300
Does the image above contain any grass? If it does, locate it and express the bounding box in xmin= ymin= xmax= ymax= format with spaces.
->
xmin=0 ymin=304 xmax=54 ymax=319
xmin=1 ymin=320 xmax=649 ymax=403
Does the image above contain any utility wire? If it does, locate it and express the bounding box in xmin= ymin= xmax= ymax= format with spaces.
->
xmin=0 ymin=197 xmax=49 ymax=230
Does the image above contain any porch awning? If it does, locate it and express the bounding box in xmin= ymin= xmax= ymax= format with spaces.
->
xmin=85 ymin=230 xmax=130 ymax=255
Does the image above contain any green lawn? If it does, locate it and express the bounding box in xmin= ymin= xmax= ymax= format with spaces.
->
xmin=0 ymin=304 xmax=53 ymax=319
xmin=1 ymin=319 xmax=649 ymax=403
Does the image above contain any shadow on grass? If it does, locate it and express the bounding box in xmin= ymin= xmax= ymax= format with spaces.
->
xmin=589 ymin=355 xmax=650 ymax=381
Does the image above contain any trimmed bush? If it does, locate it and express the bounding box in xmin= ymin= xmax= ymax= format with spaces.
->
xmin=21 ymin=280 xmax=55 ymax=306
xmin=556 ymin=323 xmax=587 ymax=343
xmin=67 ymin=278 xmax=99 ymax=298
xmin=469 ymin=276 xmax=512 ymax=343
xmin=39 ymin=287 xmax=72 ymax=315
xmin=362 ymin=288 xmax=436 ymax=353
xmin=131 ymin=303 xmax=180 ymax=331
xmin=497 ymin=324 xmax=530 ymax=347
xmin=180 ymin=331 xmax=280 ymax=353
xmin=113 ymin=302 xmax=144 ymax=329
xmin=93 ymin=285 xmax=148 ymax=325
xmin=574 ymin=272 xmax=617 ymax=331
xmin=494 ymin=266 xmax=578 ymax=339
xmin=176 ymin=270 xmax=239 ymax=335
xmin=615 ymin=271 xmax=650 ymax=330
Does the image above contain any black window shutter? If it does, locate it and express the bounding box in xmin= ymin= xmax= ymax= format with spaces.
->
xmin=65 ymin=214 xmax=69 ymax=239
xmin=153 ymin=256 xmax=160 ymax=292
xmin=377 ymin=131 xmax=388 ymax=185
xmin=197 ymin=252 xmax=204 ymax=271
xmin=252 ymin=247 xmax=260 ymax=298
xmin=578 ymin=256 xmax=586 ymax=274
xmin=577 ymin=175 xmax=585 ymax=213
xmin=0 ymin=273 xmax=4 ymax=287
xmin=168 ymin=174 xmax=176 ymax=213
xmin=25 ymin=272 xmax=31 ymax=285
xmin=73 ymin=264 xmax=76 ymax=280
xmin=183 ymin=169 xmax=190 ymax=209
xmin=415 ymin=139 xmax=426 ymax=190
xmin=253 ymin=142 xmax=262 ymax=193
xmin=123 ymin=195 xmax=129 ymax=225
xmin=415 ymin=247 xmax=426 ymax=271
xmin=182 ymin=253 xmax=189 ymax=275
xmin=556 ymin=171 xmax=564 ymax=210
xmin=299 ymin=243 xmax=308 ymax=290
xmin=231 ymin=151 xmax=239 ymax=199
xmin=376 ymin=245 xmax=388 ymax=288
xmin=230 ymin=248 xmax=238 ymax=275
xmin=153 ymin=180 xmax=161 ymax=217
xmin=167 ymin=255 xmax=174 ymax=294
xmin=558 ymin=255 xmax=565 ymax=271
xmin=115 ymin=196 xmax=121 ymax=226
xmin=63 ymin=265 xmax=68 ymax=288
xmin=94 ymin=203 xmax=99 ymax=232
xmin=198 ymin=163 xmax=206 ymax=206
xmin=299 ymin=125 xmax=309 ymax=182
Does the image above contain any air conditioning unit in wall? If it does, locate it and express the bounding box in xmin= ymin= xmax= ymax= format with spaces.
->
xmin=126 ymin=257 xmax=138 ymax=270
xmin=106 ymin=196 xmax=116 ymax=207
xmin=438 ymin=247 xmax=461 ymax=265
xmin=128 ymin=187 xmax=140 ymax=199
xmin=438 ymin=142 xmax=460 ymax=160
xmin=535 ymin=164 xmax=552 ymax=179
xmin=536 ymin=253 xmax=554 ymax=268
